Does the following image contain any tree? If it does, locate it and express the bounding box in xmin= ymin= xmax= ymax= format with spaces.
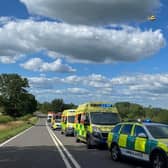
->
xmin=39 ymin=102 xmax=52 ymax=114
xmin=0 ymin=74 xmax=37 ymax=117
xmin=51 ymin=99 xmax=64 ymax=112
xmin=63 ymin=103 xmax=77 ymax=110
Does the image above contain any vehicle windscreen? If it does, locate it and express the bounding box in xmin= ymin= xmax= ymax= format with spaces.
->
xmin=147 ymin=125 xmax=168 ymax=139
xmin=68 ymin=116 xmax=75 ymax=123
xmin=90 ymin=112 xmax=120 ymax=125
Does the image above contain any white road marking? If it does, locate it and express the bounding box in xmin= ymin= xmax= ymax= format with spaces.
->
xmin=0 ymin=125 xmax=34 ymax=147
xmin=46 ymin=123 xmax=81 ymax=168
xmin=47 ymin=125 xmax=72 ymax=168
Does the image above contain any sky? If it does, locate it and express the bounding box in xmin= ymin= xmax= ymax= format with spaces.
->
xmin=0 ymin=0 xmax=168 ymax=108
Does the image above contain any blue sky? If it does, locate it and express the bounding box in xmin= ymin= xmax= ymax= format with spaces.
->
xmin=0 ymin=0 xmax=168 ymax=108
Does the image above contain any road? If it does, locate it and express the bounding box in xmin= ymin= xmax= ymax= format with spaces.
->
xmin=0 ymin=117 xmax=149 ymax=168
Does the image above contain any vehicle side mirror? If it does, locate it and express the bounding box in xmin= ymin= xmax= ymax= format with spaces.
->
xmin=138 ymin=133 xmax=148 ymax=139
xmin=84 ymin=120 xmax=90 ymax=126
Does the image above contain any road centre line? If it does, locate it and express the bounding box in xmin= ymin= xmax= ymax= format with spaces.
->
xmin=47 ymin=125 xmax=72 ymax=168
xmin=46 ymin=123 xmax=81 ymax=168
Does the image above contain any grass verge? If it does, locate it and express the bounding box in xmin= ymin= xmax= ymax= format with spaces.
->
xmin=0 ymin=117 xmax=38 ymax=144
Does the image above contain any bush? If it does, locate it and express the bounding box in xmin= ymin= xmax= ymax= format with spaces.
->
xmin=17 ymin=114 xmax=33 ymax=121
xmin=0 ymin=115 xmax=13 ymax=124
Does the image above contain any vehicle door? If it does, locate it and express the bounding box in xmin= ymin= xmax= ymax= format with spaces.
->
xmin=119 ymin=124 xmax=133 ymax=149
xmin=133 ymin=125 xmax=149 ymax=161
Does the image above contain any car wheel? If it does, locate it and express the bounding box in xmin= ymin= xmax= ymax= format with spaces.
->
xmin=151 ymin=152 xmax=167 ymax=168
xmin=65 ymin=130 xmax=68 ymax=136
xmin=111 ymin=144 xmax=121 ymax=161
xmin=76 ymin=136 xmax=80 ymax=143
xmin=87 ymin=136 xmax=94 ymax=149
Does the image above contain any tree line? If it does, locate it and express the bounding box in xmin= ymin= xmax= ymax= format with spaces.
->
xmin=38 ymin=99 xmax=77 ymax=114
xmin=0 ymin=73 xmax=168 ymax=123
xmin=115 ymin=102 xmax=168 ymax=123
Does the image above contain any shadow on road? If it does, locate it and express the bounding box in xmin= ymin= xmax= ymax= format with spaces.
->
xmin=63 ymin=144 xmax=150 ymax=168
xmin=0 ymin=146 xmax=64 ymax=168
xmin=0 ymin=142 xmax=150 ymax=168
xmin=49 ymin=130 xmax=150 ymax=168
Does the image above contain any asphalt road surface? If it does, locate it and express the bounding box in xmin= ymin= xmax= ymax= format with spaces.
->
xmin=0 ymin=117 xmax=150 ymax=168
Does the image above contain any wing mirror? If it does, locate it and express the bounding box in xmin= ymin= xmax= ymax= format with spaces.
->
xmin=84 ymin=120 xmax=90 ymax=126
xmin=138 ymin=133 xmax=148 ymax=139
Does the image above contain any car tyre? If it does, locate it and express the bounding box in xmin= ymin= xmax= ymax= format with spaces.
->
xmin=87 ymin=136 xmax=94 ymax=149
xmin=151 ymin=152 xmax=168 ymax=168
xmin=65 ymin=130 xmax=68 ymax=136
xmin=111 ymin=144 xmax=121 ymax=161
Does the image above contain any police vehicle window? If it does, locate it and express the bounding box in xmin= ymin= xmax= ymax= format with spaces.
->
xmin=112 ymin=124 xmax=121 ymax=133
xmin=134 ymin=125 xmax=147 ymax=137
xmin=147 ymin=125 xmax=168 ymax=139
xmin=121 ymin=124 xmax=133 ymax=135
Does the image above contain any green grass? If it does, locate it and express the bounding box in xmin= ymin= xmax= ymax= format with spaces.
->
xmin=0 ymin=117 xmax=38 ymax=143
xmin=0 ymin=115 xmax=14 ymax=124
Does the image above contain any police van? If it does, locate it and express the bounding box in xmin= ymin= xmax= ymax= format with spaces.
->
xmin=107 ymin=121 xmax=168 ymax=168
xmin=61 ymin=109 xmax=76 ymax=136
xmin=74 ymin=102 xmax=120 ymax=149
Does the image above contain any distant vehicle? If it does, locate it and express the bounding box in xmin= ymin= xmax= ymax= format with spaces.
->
xmin=61 ymin=109 xmax=76 ymax=136
xmin=75 ymin=102 xmax=120 ymax=149
xmin=52 ymin=118 xmax=61 ymax=130
xmin=51 ymin=112 xmax=62 ymax=130
xmin=148 ymin=15 xmax=156 ymax=21
xmin=47 ymin=112 xmax=54 ymax=122
xmin=107 ymin=121 xmax=168 ymax=168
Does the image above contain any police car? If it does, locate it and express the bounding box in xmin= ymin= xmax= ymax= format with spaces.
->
xmin=107 ymin=121 xmax=168 ymax=168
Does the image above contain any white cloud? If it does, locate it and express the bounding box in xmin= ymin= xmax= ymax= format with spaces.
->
xmin=28 ymin=73 xmax=168 ymax=107
xmin=0 ymin=19 xmax=165 ymax=64
xmin=0 ymin=17 xmax=12 ymax=25
xmin=20 ymin=0 xmax=160 ymax=25
xmin=21 ymin=58 xmax=76 ymax=73
xmin=0 ymin=55 xmax=24 ymax=64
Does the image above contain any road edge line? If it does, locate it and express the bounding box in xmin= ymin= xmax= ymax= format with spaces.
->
xmin=0 ymin=125 xmax=34 ymax=147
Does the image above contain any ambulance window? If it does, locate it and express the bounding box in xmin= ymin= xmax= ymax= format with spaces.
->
xmin=85 ymin=113 xmax=90 ymax=122
xmin=134 ymin=125 xmax=147 ymax=137
xmin=78 ymin=114 xmax=81 ymax=123
xmin=112 ymin=124 xmax=121 ymax=133
xmin=121 ymin=124 xmax=133 ymax=135
xmin=65 ymin=117 xmax=67 ymax=123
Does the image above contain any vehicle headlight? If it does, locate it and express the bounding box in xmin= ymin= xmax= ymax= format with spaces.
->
xmin=92 ymin=127 xmax=101 ymax=133
xmin=92 ymin=127 xmax=102 ymax=138
xmin=68 ymin=125 xmax=73 ymax=129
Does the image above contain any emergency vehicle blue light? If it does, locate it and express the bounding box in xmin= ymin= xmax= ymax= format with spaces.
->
xmin=143 ymin=119 xmax=151 ymax=123
xmin=91 ymin=104 xmax=113 ymax=108
xmin=101 ymin=104 xmax=113 ymax=108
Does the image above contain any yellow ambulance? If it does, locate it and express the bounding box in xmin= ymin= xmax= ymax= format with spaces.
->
xmin=61 ymin=109 xmax=76 ymax=136
xmin=74 ymin=102 xmax=121 ymax=149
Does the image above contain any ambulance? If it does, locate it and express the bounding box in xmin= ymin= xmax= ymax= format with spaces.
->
xmin=47 ymin=111 xmax=54 ymax=123
xmin=74 ymin=102 xmax=120 ymax=149
xmin=61 ymin=109 xmax=76 ymax=136
xmin=52 ymin=112 xmax=62 ymax=130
